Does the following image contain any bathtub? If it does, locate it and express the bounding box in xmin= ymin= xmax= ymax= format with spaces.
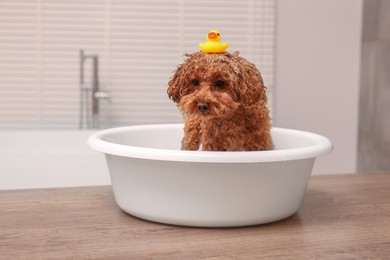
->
xmin=0 ymin=131 xmax=110 ymax=190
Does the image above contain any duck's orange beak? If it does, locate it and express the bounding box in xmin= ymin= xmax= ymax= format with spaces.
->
xmin=208 ymin=32 xmax=217 ymax=39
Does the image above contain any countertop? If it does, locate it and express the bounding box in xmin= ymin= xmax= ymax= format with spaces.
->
xmin=1 ymin=172 xmax=390 ymax=259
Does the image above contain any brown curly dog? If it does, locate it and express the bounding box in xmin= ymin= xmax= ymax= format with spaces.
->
xmin=167 ymin=51 xmax=273 ymax=151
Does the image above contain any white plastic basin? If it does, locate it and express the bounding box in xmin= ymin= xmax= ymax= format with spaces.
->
xmin=88 ymin=124 xmax=332 ymax=227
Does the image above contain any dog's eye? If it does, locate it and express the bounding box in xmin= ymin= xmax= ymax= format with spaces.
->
xmin=191 ymin=79 xmax=200 ymax=86
xmin=214 ymin=80 xmax=226 ymax=88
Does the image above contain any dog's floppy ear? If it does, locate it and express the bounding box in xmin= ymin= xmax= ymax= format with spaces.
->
xmin=235 ymin=55 xmax=267 ymax=105
xmin=167 ymin=53 xmax=194 ymax=103
xmin=167 ymin=64 xmax=184 ymax=103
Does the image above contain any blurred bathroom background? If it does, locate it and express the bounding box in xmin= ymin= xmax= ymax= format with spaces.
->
xmin=0 ymin=0 xmax=275 ymax=129
xmin=0 ymin=0 xmax=389 ymax=189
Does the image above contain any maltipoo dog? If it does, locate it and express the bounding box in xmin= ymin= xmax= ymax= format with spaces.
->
xmin=167 ymin=50 xmax=273 ymax=151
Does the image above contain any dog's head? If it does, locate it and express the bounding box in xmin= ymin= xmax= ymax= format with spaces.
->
xmin=167 ymin=51 xmax=267 ymax=118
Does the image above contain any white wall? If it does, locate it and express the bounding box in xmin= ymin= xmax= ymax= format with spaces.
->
xmin=0 ymin=131 xmax=110 ymax=190
xmin=275 ymin=0 xmax=363 ymax=174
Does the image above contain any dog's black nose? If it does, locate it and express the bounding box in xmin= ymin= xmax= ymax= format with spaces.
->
xmin=197 ymin=102 xmax=209 ymax=112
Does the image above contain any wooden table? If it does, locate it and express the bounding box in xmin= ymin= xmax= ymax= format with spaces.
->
xmin=1 ymin=173 xmax=390 ymax=259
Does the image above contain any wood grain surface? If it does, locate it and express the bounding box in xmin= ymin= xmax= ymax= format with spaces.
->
xmin=1 ymin=172 xmax=390 ymax=259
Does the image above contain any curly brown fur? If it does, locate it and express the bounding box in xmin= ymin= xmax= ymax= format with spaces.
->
xmin=167 ymin=51 xmax=273 ymax=151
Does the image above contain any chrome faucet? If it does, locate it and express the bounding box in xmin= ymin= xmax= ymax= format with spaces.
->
xmin=79 ymin=49 xmax=111 ymax=129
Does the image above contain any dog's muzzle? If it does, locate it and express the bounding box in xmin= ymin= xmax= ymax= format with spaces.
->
xmin=197 ymin=102 xmax=209 ymax=112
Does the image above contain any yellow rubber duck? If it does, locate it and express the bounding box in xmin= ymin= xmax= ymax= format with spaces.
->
xmin=199 ymin=30 xmax=229 ymax=53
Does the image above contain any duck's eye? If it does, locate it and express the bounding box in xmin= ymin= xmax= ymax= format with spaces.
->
xmin=191 ymin=79 xmax=200 ymax=86
xmin=214 ymin=80 xmax=226 ymax=88
xmin=217 ymin=33 xmax=220 ymax=36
